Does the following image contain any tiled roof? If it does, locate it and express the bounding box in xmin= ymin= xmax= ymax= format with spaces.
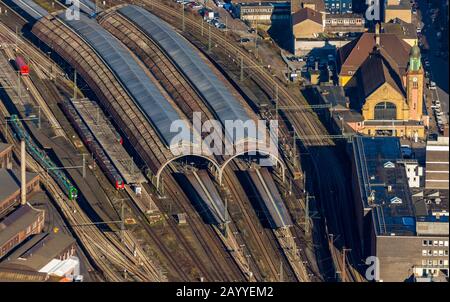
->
xmin=338 ymin=33 xmax=410 ymax=77
xmin=292 ymin=7 xmax=322 ymax=26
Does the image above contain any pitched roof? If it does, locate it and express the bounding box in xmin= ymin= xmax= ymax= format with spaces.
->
xmin=0 ymin=232 xmax=75 ymax=272
xmin=359 ymin=52 xmax=406 ymax=98
xmin=0 ymin=204 xmax=44 ymax=251
xmin=292 ymin=7 xmax=323 ymax=26
xmin=338 ymin=33 xmax=410 ymax=77
xmin=0 ymin=169 xmax=39 ymax=203
xmin=0 ymin=143 xmax=12 ymax=155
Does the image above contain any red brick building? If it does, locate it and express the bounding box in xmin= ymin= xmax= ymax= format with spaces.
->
xmin=0 ymin=169 xmax=40 ymax=217
xmin=0 ymin=204 xmax=45 ymax=259
xmin=0 ymin=143 xmax=12 ymax=169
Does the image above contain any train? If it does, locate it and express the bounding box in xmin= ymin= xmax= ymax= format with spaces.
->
xmin=15 ymin=56 xmax=29 ymax=76
xmin=60 ymin=99 xmax=125 ymax=190
xmin=9 ymin=115 xmax=78 ymax=201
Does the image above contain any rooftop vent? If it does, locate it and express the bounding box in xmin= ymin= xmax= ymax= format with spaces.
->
xmin=384 ymin=161 xmax=395 ymax=168
xmin=390 ymin=196 xmax=402 ymax=204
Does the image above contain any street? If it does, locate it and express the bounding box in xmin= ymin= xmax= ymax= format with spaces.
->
xmin=417 ymin=0 xmax=449 ymax=125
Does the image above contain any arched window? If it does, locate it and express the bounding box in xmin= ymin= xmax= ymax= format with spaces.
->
xmin=374 ymin=102 xmax=397 ymax=120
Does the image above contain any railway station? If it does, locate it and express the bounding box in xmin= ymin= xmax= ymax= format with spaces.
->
xmin=3 ymin=0 xmax=442 ymax=285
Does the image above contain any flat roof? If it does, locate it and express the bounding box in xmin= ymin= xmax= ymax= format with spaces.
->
xmin=413 ymin=189 xmax=449 ymax=223
xmin=353 ymin=136 xmax=416 ymax=236
xmin=0 ymin=169 xmax=39 ymax=203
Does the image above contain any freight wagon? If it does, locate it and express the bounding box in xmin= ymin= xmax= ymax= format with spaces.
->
xmin=61 ymin=99 xmax=125 ymax=190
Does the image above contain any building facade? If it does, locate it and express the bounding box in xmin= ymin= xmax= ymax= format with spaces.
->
xmin=0 ymin=169 xmax=40 ymax=218
xmin=384 ymin=0 xmax=412 ymax=24
xmin=338 ymin=26 xmax=426 ymax=138
xmin=237 ymin=2 xmax=291 ymax=25
xmin=0 ymin=204 xmax=45 ymax=259
xmin=0 ymin=144 xmax=13 ymax=169
xmin=425 ymin=135 xmax=449 ymax=190
xmin=324 ymin=13 xmax=365 ymax=33
xmin=324 ymin=0 xmax=353 ymax=14
xmin=351 ymin=137 xmax=449 ymax=281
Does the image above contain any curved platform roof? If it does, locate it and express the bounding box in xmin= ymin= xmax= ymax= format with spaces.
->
xmin=118 ymin=5 xmax=257 ymax=143
xmin=7 ymin=0 xmax=49 ymax=20
xmin=75 ymin=0 xmax=98 ymax=17
xmin=58 ymin=13 xmax=188 ymax=147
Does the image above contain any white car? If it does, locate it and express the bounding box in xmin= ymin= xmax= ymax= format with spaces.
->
xmin=429 ymin=81 xmax=437 ymax=89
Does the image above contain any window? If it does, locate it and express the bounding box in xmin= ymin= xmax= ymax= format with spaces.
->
xmin=428 ymin=250 xmax=433 ymax=256
xmin=445 ymin=241 xmax=448 ymax=247
xmin=434 ymin=241 xmax=438 ymax=246
xmin=428 ymin=260 xmax=433 ymax=265
xmin=445 ymin=250 xmax=449 ymax=256
xmin=439 ymin=250 xmax=444 ymax=256
xmin=374 ymin=102 xmax=397 ymax=120
xmin=433 ymin=250 xmax=438 ymax=256
xmin=422 ymin=259 xmax=427 ymax=266
xmin=439 ymin=260 xmax=444 ymax=266
xmin=439 ymin=241 xmax=444 ymax=246
xmin=429 ymin=240 xmax=433 ymax=246
xmin=423 ymin=240 xmax=427 ymax=246
xmin=445 ymin=260 xmax=449 ymax=266
xmin=422 ymin=250 xmax=428 ymax=256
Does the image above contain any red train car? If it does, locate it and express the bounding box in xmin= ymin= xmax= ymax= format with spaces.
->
xmin=15 ymin=56 xmax=29 ymax=76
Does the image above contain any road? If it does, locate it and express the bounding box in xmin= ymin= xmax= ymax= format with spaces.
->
xmin=417 ymin=0 xmax=449 ymax=125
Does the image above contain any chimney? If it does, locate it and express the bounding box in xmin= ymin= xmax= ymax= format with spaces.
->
xmin=21 ymin=140 xmax=26 ymax=206
xmin=375 ymin=23 xmax=380 ymax=47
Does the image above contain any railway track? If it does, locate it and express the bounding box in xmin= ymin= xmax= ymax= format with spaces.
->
xmin=132 ymin=0 xmax=313 ymax=281
xmin=135 ymin=0 xmax=365 ymax=281
xmin=30 ymin=13 xmax=246 ymax=281
xmin=0 ymin=98 xmax=162 ymax=281
xmin=98 ymin=7 xmax=294 ymax=281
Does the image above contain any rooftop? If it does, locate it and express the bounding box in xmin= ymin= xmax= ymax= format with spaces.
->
xmin=0 ymin=143 xmax=12 ymax=155
xmin=338 ymin=32 xmax=411 ymax=76
xmin=353 ymin=136 xmax=416 ymax=236
xmin=0 ymin=204 xmax=44 ymax=251
xmin=382 ymin=19 xmax=417 ymax=40
xmin=292 ymin=7 xmax=323 ymax=26
xmin=0 ymin=232 xmax=75 ymax=272
xmin=413 ymin=189 xmax=449 ymax=221
xmin=118 ymin=5 xmax=259 ymax=143
xmin=0 ymin=169 xmax=39 ymax=203
xmin=318 ymin=85 xmax=348 ymax=109
xmin=385 ymin=0 xmax=411 ymax=10
xmin=358 ymin=51 xmax=405 ymax=98
xmin=58 ymin=12 xmax=188 ymax=147
xmin=239 ymin=1 xmax=290 ymax=7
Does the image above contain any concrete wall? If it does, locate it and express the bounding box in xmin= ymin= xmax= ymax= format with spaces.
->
xmin=385 ymin=9 xmax=412 ymax=23
xmin=292 ymin=19 xmax=324 ymax=39
xmin=294 ymin=39 xmax=352 ymax=55
xmin=376 ymin=235 xmax=449 ymax=281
